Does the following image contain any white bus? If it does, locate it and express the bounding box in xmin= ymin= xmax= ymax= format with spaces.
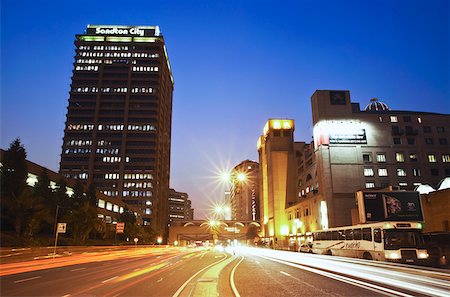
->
xmin=311 ymin=221 xmax=429 ymax=264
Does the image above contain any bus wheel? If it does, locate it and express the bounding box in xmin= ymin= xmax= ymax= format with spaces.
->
xmin=326 ymin=250 xmax=332 ymax=256
xmin=363 ymin=252 xmax=372 ymax=260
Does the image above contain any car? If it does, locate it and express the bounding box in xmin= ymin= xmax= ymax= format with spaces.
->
xmin=298 ymin=242 xmax=313 ymax=253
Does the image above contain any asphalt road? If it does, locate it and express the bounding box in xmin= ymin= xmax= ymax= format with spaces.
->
xmin=1 ymin=246 xmax=449 ymax=297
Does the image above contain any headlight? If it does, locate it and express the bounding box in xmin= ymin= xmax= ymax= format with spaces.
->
xmin=385 ymin=251 xmax=401 ymax=259
xmin=417 ymin=250 xmax=429 ymax=259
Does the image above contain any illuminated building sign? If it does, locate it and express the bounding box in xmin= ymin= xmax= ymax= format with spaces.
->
xmin=313 ymin=120 xmax=367 ymax=148
xmin=86 ymin=26 xmax=157 ymax=37
xmin=329 ymin=128 xmax=367 ymax=144
xmin=357 ymin=191 xmax=423 ymax=223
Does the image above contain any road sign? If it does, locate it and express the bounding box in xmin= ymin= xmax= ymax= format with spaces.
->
xmin=57 ymin=223 xmax=67 ymax=234
xmin=116 ymin=222 xmax=125 ymax=234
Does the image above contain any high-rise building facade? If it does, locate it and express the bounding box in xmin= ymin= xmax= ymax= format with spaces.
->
xmin=229 ymin=160 xmax=260 ymax=221
xmin=59 ymin=25 xmax=174 ymax=238
xmin=168 ymin=188 xmax=194 ymax=221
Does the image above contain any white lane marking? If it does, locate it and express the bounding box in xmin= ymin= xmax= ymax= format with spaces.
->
xmin=62 ymin=294 xmax=71 ymax=297
xmin=70 ymin=267 xmax=86 ymax=272
xmin=14 ymin=276 xmax=42 ymax=283
xmin=102 ymin=276 xmax=118 ymax=283
xmin=172 ymin=254 xmax=229 ymax=297
xmin=157 ymin=278 xmax=163 ymax=283
xmin=259 ymin=255 xmax=414 ymax=297
xmin=280 ymin=271 xmax=291 ymax=277
xmin=230 ymin=256 xmax=245 ymax=297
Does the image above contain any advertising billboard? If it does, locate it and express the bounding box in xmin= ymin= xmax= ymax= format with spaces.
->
xmin=357 ymin=191 xmax=423 ymax=223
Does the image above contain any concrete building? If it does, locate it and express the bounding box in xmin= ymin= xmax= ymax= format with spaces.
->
xmin=259 ymin=90 xmax=449 ymax=247
xmin=257 ymin=119 xmax=298 ymax=246
xmin=59 ymin=25 xmax=174 ymax=239
xmin=168 ymin=188 xmax=194 ymax=221
xmin=229 ymin=160 xmax=260 ymax=221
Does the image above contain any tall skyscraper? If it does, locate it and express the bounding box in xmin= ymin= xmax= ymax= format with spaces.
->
xmin=59 ymin=25 xmax=174 ymax=238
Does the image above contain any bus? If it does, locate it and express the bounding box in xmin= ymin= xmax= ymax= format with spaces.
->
xmin=311 ymin=221 xmax=429 ymax=264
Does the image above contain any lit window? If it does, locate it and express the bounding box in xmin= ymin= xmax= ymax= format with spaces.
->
xmin=145 ymin=208 xmax=152 ymax=215
xmin=377 ymin=153 xmax=386 ymax=163
xmin=409 ymin=154 xmax=418 ymax=161
xmin=365 ymin=182 xmax=375 ymax=188
xmin=106 ymin=202 xmax=113 ymax=211
xmin=364 ymin=168 xmax=374 ymax=176
xmin=412 ymin=168 xmax=421 ymax=176
xmin=417 ymin=117 xmax=422 ymax=123
xmin=396 ymin=153 xmax=404 ymax=162
xmin=119 ymin=207 xmax=124 ymax=214
xmin=390 ymin=116 xmax=398 ymax=123
xmin=146 ymin=200 xmax=152 ymax=205
xmin=397 ymin=169 xmax=406 ymax=177
xmin=98 ymin=199 xmax=105 ymax=208
xmin=428 ymin=154 xmax=437 ymax=163
xmin=443 ymin=155 xmax=450 ymax=163
xmin=113 ymin=205 xmax=119 ymax=213
xmin=378 ymin=169 xmax=388 ymax=176
xmin=399 ymin=182 xmax=408 ymax=187
xmin=378 ymin=117 xmax=383 ymax=122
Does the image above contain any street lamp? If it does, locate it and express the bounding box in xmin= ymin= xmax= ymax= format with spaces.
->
xmin=157 ymin=236 xmax=162 ymax=244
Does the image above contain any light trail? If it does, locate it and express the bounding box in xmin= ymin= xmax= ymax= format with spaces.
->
xmin=13 ymin=276 xmax=41 ymax=283
xmin=240 ymin=247 xmax=450 ymax=297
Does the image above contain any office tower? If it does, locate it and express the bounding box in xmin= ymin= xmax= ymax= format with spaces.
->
xmin=59 ymin=25 xmax=174 ymax=238
xmin=168 ymin=188 xmax=194 ymax=221
xmin=229 ymin=160 xmax=260 ymax=221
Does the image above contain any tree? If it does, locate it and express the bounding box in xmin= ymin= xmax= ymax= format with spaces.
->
xmin=0 ymin=138 xmax=27 ymax=199
xmin=1 ymin=139 xmax=28 ymax=233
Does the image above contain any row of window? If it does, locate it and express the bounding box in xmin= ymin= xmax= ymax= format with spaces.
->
xmin=364 ymin=168 xmax=422 ymax=177
xmin=75 ymin=65 xmax=99 ymax=71
xmin=98 ymin=199 xmax=124 ymax=213
xmin=66 ymin=139 xmax=93 ymax=146
xmin=314 ymin=228 xmax=375 ymax=242
xmin=363 ymin=152 xmax=449 ymax=163
xmin=123 ymin=182 xmax=153 ymax=188
xmin=392 ymin=137 xmax=447 ymax=145
xmin=123 ymin=190 xmax=153 ymax=197
xmin=132 ymin=66 xmax=159 ymax=72
xmin=68 ymin=124 xmax=156 ymax=132
xmin=72 ymin=87 xmax=155 ymax=94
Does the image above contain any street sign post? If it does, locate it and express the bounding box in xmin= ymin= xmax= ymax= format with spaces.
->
xmin=53 ymin=222 xmax=67 ymax=258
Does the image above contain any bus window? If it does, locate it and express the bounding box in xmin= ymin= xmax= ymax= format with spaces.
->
xmin=384 ymin=229 xmax=426 ymax=250
xmin=338 ymin=230 xmax=345 ymax=240
xmin=354 ymin=228 xmax=362 ymax=240
xmin=374 ymin=228 xmax=382 ymax=243
xmin=345 ymin=229 xmax=354 ymax=240
xmin=325 ymin=231 xmax=331 ymax=240
xmin=332 ymin=231 xmax=339 ymax=240
xmin=362 ymin=228 xmax=372 ymax=241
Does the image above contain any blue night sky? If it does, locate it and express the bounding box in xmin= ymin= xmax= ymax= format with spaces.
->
xmin=1 ymin=0 xmax=449 ymax=218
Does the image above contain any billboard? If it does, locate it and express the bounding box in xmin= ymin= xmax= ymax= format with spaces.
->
xmin=357 ymin=191 xmax=423 ymax=223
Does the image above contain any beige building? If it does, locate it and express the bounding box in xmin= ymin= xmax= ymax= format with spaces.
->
xmin=420 ymin=188 xmax=450 ymax=233
xmin=259 ymin=90 xmax=449 ymax=248
xmin=257 ymin=119 xmax=298 ymax=246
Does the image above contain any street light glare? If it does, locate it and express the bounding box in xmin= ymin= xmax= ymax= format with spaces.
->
xmin=237 ymin=172 xmax=247 ymax=181
xmin=215 ymin=205 xmax=223 ymax=213
xmin=220 ymin=172 xmax=231 ymax=183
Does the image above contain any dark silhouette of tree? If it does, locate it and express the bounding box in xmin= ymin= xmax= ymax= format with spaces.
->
xmin=1 ymin=139 xmax=29 ymax=234
xmin=1 ymin=138 xmax=27 ymax=199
